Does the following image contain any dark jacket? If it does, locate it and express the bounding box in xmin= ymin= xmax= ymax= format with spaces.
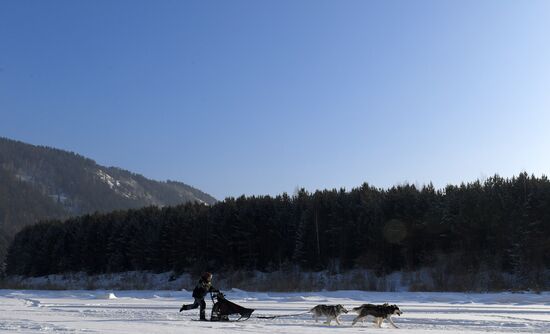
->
xmin=192 ymin=278 xmax=217 ymax=299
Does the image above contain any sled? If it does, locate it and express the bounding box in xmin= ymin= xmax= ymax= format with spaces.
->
xmin=209 ymin=291 xmax=254 ymax=321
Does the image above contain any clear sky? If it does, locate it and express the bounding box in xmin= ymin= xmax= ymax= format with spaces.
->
xmin=1 ymin=0 xmax=549 ymax=200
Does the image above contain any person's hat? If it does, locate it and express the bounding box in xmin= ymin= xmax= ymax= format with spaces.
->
xmin=201 ymin=272 xmax=212 ymax=281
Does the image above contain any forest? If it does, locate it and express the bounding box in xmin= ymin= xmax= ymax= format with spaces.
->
xmin=5 ymin=173 xmax=550 ymax=290
xmin=0 ymin=136 xmax=216 ymax=268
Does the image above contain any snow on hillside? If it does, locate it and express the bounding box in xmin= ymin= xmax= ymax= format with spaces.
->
xmin=1 ymin=289 xmax=549 ymax=333
xmin=95 ymin=169 xmax=139 ymax=200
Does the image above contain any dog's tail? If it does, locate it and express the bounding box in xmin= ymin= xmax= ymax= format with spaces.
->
xmin=351 ymin=306 xmax=362 ymax=313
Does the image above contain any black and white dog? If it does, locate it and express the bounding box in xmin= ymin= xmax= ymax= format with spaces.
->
xmin=310 ymin=304 xmax=348 ymax=325
xmin=351 ymin=303 xmax=402 ymax=328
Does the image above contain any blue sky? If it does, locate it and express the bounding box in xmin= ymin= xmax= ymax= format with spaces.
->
xmin=1 ymin=0 xmax=549 ymax=200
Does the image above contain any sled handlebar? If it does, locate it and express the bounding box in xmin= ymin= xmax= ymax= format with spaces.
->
xmin=209 ymin=290 xmax=225 ymax=303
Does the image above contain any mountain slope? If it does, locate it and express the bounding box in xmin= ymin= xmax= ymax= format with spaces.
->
xmin=0 ymin=137 xmax=216 ymax=262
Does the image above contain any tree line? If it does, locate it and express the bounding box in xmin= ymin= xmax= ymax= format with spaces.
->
xmin=5 ymin=173 xmax=550 ymax=290
xmin=0 ymin=136 xmax=217 ymax=268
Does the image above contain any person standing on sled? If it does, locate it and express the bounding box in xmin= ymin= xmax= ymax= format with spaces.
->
xmin=179 ymin=272 xmax=219 ymax=320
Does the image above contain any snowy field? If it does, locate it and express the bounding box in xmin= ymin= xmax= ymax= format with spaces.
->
xmin=1 ymin=289 xmax=550 ymax=333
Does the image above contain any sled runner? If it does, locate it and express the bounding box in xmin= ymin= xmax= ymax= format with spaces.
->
xmin=208 ymin=291 xmax=254 ymax=321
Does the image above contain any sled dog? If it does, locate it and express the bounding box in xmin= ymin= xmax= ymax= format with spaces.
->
xmin=310 ymin=304 xmax=348 ymax=325
xmin=351 ymin=303 xmax=402 ymax=328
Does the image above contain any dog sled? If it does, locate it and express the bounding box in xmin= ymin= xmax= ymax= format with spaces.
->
xmin=197 ymin=291 xmax=308 ymax=322
xmin=188 ymin=292 xmax=402 ymax=327
xmin=208 ymin=291 xmax=255 ymax=321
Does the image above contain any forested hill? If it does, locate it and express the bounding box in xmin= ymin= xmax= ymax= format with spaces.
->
xmin=0 ymin=137 xmax=217 ymax=261
xmin=6 ymin=173 xmax=550 ymax=291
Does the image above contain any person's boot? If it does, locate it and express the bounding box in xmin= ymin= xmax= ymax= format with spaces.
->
xmin=199 ymin=310 xmax=207 ymax=321
xmin=179 ymin=304 xmax=189 ymax=312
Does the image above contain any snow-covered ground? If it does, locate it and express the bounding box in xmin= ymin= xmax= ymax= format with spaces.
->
xmin=1 ymin=289 xmax=549 ymax=333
